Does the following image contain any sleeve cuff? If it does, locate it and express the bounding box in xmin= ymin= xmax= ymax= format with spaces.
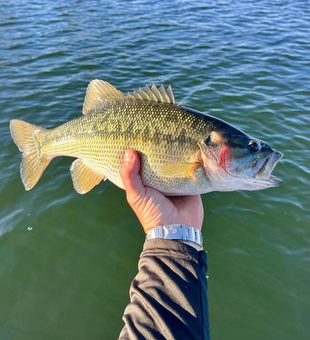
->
xmin=142 ymin=239 xmax=204 ymax=263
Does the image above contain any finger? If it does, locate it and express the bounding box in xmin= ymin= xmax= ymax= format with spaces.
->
xmin=121 ymin=150 xmax=145 ymax=203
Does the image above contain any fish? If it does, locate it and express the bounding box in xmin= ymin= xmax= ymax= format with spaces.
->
xmin=9 ymin=80 xmax=283 ymax=195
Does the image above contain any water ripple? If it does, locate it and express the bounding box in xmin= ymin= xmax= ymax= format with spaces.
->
xmin=1 ymin=0 xmax=309 ymax=339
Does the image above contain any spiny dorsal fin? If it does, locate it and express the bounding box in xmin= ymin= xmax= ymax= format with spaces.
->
xmin=83 ymin=80 xmax=125 ymax=115
xmin=127 ymin=84 xmax=175 ymax=104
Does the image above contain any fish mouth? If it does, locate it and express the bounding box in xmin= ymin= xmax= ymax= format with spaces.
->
xmin=254 ymin=151 xmax=283 ymax=185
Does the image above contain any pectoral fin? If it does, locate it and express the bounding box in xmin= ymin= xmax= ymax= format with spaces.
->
xmin=70 ymin=159 xmax=106 ymax=194
xmin=157 ymin=162 xmax=201 ymax=179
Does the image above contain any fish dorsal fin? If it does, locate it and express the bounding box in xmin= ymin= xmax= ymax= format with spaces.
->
xmin=83 ymin=80 xmax=125 ymax=115
xmin=127 ymin=84 xmax=176 ymax=104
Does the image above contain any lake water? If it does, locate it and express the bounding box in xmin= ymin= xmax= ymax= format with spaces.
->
xmin=0 ymin=0 xmax=309 ymax=339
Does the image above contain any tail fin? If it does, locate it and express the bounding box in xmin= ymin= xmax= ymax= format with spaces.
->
xmin=10 ymin=119 xmax=51 ymax=190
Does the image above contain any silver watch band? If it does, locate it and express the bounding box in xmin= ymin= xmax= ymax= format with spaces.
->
xmin=145 ymin=224 xmax=203 ymax=246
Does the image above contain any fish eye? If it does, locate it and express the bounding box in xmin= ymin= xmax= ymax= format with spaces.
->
xmin=248 ymin=140 xmax=261 ymax=153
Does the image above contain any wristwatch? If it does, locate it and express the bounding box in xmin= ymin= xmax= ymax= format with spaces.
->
xmin=145 ymin=224 xmax=203 ymax=247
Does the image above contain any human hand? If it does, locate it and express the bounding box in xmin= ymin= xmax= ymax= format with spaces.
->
xmin=120 ymin=150 xmax=204 ymax=233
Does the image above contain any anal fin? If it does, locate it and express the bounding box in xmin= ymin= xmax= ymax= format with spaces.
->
xmin=70 ymin=159 xmax=106 ymax=194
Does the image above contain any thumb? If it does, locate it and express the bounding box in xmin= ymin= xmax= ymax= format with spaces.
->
xmin=121 ymin=150 xmax=145 ymax=204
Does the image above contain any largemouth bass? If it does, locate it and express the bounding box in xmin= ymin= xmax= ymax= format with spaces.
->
xmin=10 ymin=80 xmax=282 ymax=195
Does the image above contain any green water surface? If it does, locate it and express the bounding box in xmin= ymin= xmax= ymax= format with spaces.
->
xmin=0 ymin=1 xmax=309 ymax=339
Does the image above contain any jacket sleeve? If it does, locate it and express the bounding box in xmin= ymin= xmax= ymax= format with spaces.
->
xmin=118 ymin=239 xmax=210 ymax=340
